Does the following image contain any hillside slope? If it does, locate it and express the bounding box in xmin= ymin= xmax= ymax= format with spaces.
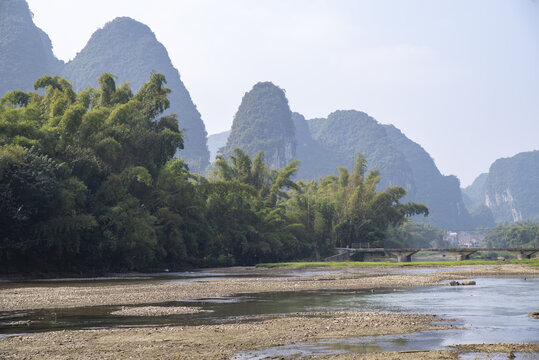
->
xmin=0 ymin=0 xmax=63 ymax=97
xmin=383 ymin=124 xmax=472 ymax=229
xmin=483 ymin=151 xmax=539 ymax=223
xmin=62 ymin=17 xmax=209 ymax=171
xmin=223 ymin=82 xmax=296 ymax=169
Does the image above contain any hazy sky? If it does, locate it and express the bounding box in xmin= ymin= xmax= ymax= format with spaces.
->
xmin=26 ymin=0 xmax=538 ymax=186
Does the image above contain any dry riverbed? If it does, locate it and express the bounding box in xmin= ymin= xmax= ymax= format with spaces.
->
xmin=1 ymin=264 xmax=537 ymax=311
xmin=1 ymin=264 xmax=538 ymax=359
xmin=0 ymin=312 xmax=446 ymax=359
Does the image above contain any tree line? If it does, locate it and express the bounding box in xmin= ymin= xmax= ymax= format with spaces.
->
xmin=484 ymin=222 xmax=539 ymax=248
xmin=0 ymin=73 xmax=428 ymax=274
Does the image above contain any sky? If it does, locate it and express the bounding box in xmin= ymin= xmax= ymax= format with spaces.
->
xmin=26 ymin=0 xmax=539 ymax=186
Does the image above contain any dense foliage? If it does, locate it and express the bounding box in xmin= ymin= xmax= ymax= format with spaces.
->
xmin=216 ymin=107 xmax=474 ymax=230
xmin=484 ymin=222 xmax=539 ymax=248
xmin=285 ymin=154 xmax=429 ymax=258
xmin=385 ymin=222 xmax=448 ymax=249
xmin=309 ymin=111 xmax=413 ymax=193
xmin=308 ymin=111 xmax=473 ymax=230
xmin=0 ymin=3 xmax=209 ymax=171
xmin=0 ymin=74 xmax=428 ymax=274
xmin=61 ymin=17 xmax=210 ymax=172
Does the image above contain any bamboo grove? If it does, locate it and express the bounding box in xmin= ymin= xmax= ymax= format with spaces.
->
xmin=0 ymin=73 xmax=428 ymax=273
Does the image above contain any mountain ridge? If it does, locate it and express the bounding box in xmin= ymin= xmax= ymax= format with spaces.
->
xmin=0 ymin=0 xmax=63 ymax=96
xmin=223 ymin=82 xmax=296 ymax=169
xmin=0 ymin=4 xmax=209 ymax=171
xmin=62 ymin=17 xmax=210 ymax=171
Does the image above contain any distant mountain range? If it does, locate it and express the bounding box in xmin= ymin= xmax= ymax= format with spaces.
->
xmin=0 ymin=0 xmax=209 ymax=171
xmin=211 ymin=101 xmax=472 ymax=230
xmin=3 ymin=0 xmax=538 ymax=230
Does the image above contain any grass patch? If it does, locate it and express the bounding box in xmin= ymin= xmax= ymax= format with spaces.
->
xmin=514 ymin=258 xmax=539 ymax=266
xmin=257 ymin=258 xmax=539 ymax=268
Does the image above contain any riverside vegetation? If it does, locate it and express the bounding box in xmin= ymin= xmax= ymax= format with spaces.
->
xmin=5 ymin=0 xmax=539 ymax=231
xmin=0 ymin=73 xmax=430 ymax=274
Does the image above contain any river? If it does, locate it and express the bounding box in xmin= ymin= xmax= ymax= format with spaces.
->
xmin=1 ymin=268 xmax=538 ymax=359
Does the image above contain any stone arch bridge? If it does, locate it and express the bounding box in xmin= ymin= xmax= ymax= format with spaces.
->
xmin=328 ymin=246 xmax=539 ymax=263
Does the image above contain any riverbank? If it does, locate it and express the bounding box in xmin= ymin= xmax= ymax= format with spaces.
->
xmin=1 ymin=264 xmax=538 ymax=359
xmin=1 ymin=264 xmax=537 ymax=311
xmin=0 ymin=312 xmax=448 ymax=359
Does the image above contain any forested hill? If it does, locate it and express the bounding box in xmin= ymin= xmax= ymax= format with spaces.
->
xmin=0 ymin=73 xmax=428 ymax=273
xmin=207 ymin=130 xmax=230 ymax=162
xmin=462 ymin=173 xmax=488 ymax=210
xmin=0 ymin=2 xmax=209 ymax=172
xmin=308 ymin=111 xmax=415 ymax=193
xmin=383 ymin=124 xmax=472 ymax=229
xmin=62 ymin=17 xmax=210 ymax=172
xmin=223 ymin=82 xmax=296 ymax=169
xmin=463 ymin=150 xmax=539 ymax=223
xmin=308 ymin=111 xmax=472 ymax=229
xmin=0 ymin=0 xmax=63 ymax=97
xmin=292 ymin=112 xmax=339 ymax=180
xmin=212 ymin=109 xmax=473 ymax=230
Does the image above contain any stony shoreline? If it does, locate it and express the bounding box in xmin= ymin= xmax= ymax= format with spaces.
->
xmin=1 ymin=264 xmax=538 ymax=359
xmin=0 ymin=312 xmax=447 ymax=359
xmin=1 ymin=264 xmax=537 ymax=312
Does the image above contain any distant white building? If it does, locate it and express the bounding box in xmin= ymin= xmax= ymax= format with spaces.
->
xmin=444 ymin=231 xmax=486 ymax=248
xmin=444 ymin=231 xmax=459 ymax=246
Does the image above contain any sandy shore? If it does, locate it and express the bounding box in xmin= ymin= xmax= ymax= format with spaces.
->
xmin=1 ymin=264 xmax=536 ymax=311
xmin=0 ymin=311 xmax=446 ymax=359
xmin=1 ymin=264 xmax=537 ymax=359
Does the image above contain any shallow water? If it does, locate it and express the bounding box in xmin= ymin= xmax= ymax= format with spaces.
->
xmin=233 ymin=332 xmax=539 ymax=360
xmin=0 ymin=270 xmax=284 ymax=289
xmin=1 ymin=269 xmax=538 ymax=357
xmin=233 ymin=277 xmax=539 ymax=358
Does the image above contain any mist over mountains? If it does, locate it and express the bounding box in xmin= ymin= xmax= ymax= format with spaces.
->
xmin=3 ymin=0 xmax=538 ymax=231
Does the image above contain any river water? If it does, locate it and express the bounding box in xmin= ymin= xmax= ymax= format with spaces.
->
xmin=1 ymin=269 xmax=538 ymax=359
xmin=234 ymin=276 xmax=539 ymax=359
